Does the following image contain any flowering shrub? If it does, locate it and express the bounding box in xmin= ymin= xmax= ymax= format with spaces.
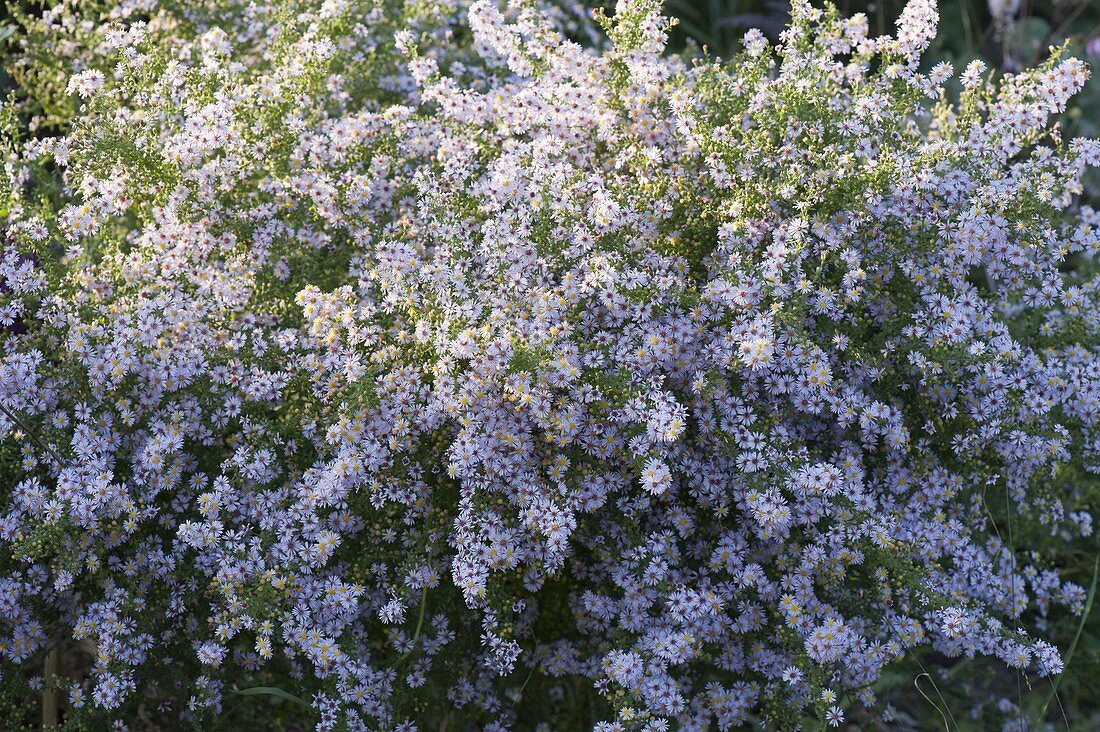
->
xmin=2 ymin=0 xmax=1100 ymax=729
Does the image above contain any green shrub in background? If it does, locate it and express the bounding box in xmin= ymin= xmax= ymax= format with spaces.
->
xmin=658 ymin=3 xmax=1100 ymax=727
xmin=662 ymin=0 xmax=1100 ymax=202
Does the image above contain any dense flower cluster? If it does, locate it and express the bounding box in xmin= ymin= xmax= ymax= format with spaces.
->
xmin=2 ymin=0 xmax=1100 ymax=729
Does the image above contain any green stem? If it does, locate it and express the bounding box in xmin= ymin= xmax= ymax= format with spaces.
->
xmin=398 ymin=584 xmax=429 ymax=667
xmin=0 ymin=402 xmax=64 ymax=465
xmin=43 ymin=647 xmax=58 ymax=730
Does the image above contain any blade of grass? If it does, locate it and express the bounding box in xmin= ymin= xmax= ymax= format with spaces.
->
xmin=233 ymin=686 xmax=310 ymax=707
xmin=915 ymin=656 xmax=960 ymax=732
xmin=914 ymin=672 xmax=954 ymax=732
xmin=1040 ymin=554 xmax=1100 ymax=721
xmin=960 ymin=0 xmax=975 ymax=55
